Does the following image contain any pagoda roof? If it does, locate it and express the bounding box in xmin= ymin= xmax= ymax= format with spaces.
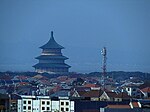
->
xmin=33 ymin=63 xmax=71 ymax=68
xmin=35 ymin=55 xmax=68 ymax=60
xmin=40 ymin=31 xmax=64 ymax=49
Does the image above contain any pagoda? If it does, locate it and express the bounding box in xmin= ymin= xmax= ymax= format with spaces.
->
xmin=33 ymin=31 xmax=71 ymax=74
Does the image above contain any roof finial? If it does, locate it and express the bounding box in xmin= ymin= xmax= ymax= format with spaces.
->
xmin=51 ymin=31 xmax=53 ymax=38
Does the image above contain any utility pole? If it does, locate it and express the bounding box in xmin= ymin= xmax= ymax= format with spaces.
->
xmin=101 ymin=47 xmax=107 ymax=90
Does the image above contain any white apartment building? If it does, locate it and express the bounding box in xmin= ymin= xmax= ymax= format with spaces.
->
xmin=18 ymin=95 xmax=74 ymax=112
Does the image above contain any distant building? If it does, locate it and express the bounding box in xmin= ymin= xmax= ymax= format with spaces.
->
xmin=140 ymin=87 xmax=150 ymax=98
xmin=124 ymin=84 xmax=142 ymax=98
xmin=33 ymin=31 xmax=70 ymax=74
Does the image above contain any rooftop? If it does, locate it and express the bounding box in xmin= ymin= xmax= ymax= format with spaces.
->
xmin=106 ymin=104 xmax=131 ymax=109
xmin=35 ymin=55 xmax=68 ymax=60
xmin=33 ymin=63 xmax=71 ymax=68
xmin=141 ymin=87 xmax=150 ymax=93
xmin=40 ymin=31 xmax=64 ymax=49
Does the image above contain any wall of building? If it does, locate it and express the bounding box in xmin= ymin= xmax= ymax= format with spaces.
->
xmin=39 ymin=59 xmax=64 ymax=64
xmin=42 ymin=49 xmax=62 ymax=55
xmin=35 ymin=68 xmax=68 ymax=74
xmin=18 ymin=96 xmax=74 ymax=112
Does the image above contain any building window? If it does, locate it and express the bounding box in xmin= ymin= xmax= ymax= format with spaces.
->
xmin=113 ymin=98 xmax=115 ymax=101
xmin=117 ymin=99 xmax=120 ymax=102
xmin=47 ymin=101 xmax=50 ymax=105
xmin=128 ymin=88 xmax=130 ymax=91
xmin=47 ymin=107 xmax=50 ymax=110
xmin=66 ymin=108 xmax=69 ymax=111
xmin=23 ymin=101 xmax=26 ymax=104
xmin=42 ymin=101 xmax=45 ymax=105
xmin=28 ymin=101 xmax=31 ymax=104
xmin=23 ymin=106 xmax=26 ymax=110
xmin=66 ymin=102 xmax=69 ymax=105
xmin=61 ymin=102 xmax=64 ymax=105
xmin=42 ymin=107 xmax=45 ymax=110
xmin=133 ymin=88 xmax=136 ymax=91
xmin=28 ymin=106 xmax=31 ymax=110
xmin=61 ymin=107 xmax=64 ymax=111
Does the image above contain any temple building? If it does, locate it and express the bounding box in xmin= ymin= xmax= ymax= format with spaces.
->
xmin=33 ymin=31 xmax=70 ymax=74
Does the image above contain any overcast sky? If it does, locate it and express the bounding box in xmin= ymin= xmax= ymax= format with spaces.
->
xmin=0 ymin=0 xmax=150 ymax=73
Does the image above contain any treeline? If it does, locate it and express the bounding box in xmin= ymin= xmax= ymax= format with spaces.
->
xmin=0 ymin=71 xmax=150 ymax=80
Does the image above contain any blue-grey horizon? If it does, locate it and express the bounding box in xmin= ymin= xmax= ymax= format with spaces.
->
xmin=0 ymin=0 xmax=150 ymax=73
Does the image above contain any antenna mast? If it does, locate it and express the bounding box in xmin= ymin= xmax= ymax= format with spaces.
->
xmin=101 ymin=47 xmax=107 ymax=90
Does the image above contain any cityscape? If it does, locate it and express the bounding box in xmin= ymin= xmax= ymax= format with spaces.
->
xmin=0 ymin=0 xmax=150 ymax=112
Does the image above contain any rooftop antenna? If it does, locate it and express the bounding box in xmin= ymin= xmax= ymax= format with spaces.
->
xmin=101 ymin=47 xmax=107 ymax=90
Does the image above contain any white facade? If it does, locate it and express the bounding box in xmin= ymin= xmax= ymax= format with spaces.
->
xmin=18 ymin=95 xmax=74 ymax=112
xmin=51 ymin=101 xmax=59 ymax=112
xmin=125 ymin=87 xmax=141 ymax=98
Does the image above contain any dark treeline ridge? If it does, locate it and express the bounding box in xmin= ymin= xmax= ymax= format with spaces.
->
xmin=0 ymin=71 xmax=150 ymax=81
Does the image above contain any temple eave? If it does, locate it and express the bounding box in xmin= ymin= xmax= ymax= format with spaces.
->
xmin=33 ymin=63 xmax=71 ymax=68
xmin=39 ymin=46 xmax=64 ymax=49
xmin=35 ymin=55 xmax=68 ymax=60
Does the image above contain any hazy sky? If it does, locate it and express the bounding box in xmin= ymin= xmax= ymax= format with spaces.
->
xmin=0 ymin=0 xmax=150 ymax=73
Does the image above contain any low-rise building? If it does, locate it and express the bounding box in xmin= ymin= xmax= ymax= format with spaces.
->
xmin=140 ymin=87 xmax=150 ymax=98
xmin=99 ymin=91 xmax=130 ymax=102
xmin=18 ymin=95 xmax=74 ymax=112
xmin=124 ymin=84 xmax=142 ymax=98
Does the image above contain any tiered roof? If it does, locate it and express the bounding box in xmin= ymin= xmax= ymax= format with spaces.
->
xmin=33 ymin=63 xmax=70 ymax=68
xmin=40 ymin=31 xmax=64 ymax=49
xmin=35 ymin=55 xmax=68 ymax=60
xmin=33 ymin=31 xmax=70 ymax=73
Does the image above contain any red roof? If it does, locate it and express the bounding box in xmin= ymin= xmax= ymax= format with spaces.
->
xmin=71 ymin=88 xmax=103 ymax=98
xmin=57 ymin=76 xmax=68 ymax=82
xmin=83 ymin=90 xmax=103 ymax=97
xmin=106 ymin=91 xmax=117 ymax=97
xmin=131 ymin=102 xmax=139 ymax=108
xmin=116 ymin=92 xmax=131 ymax=98
xmin=105 ymin=91 xmax=130 ymax=99
xmin=17 ymin=75 xmax=28 ymax=80
xmin=106 ymin=104 xmax=131 ymax=109
xmin=52 ymin=85 xmax=62 ymax=92
xmin=84 ymin=83 xmax=100 ymax=88
xmin=19 ymin=82 xmax=28 ymax=85
xmin=141 ymin=87 xmax=150 ymax=93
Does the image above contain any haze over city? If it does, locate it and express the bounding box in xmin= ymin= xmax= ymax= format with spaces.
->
xmin=0 ymin=0 xmax=150 ymax=73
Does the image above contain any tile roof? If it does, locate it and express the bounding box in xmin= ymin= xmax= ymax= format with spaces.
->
xmin=83 ymin=90 xmax=103 ymax=97
xmin=57 ymin=76 xmax=68 ymax=81
xmin=131 ymin=102 xmax=139 ymax=108
xmin=40 ymin=31 xmax=64 ymax=49
xmin=33 ymin=63 xmax=71 ymax=68
xmin=106 ymin=91 xmax=117 ymax=97
xmin=35 ymin=55 xmax=68 ymax=60
xmin=77 ymin=91 xmax=86 ymax=96
xmin=116 ymin=92 xmax=131 ymax=98
xmin=33 ymin=74 xmax=43 ymax=78
xmin=84 ymin=83 xmax=100 ymax=88
xmin=106 ymin=104 xmax=131 ymax=109
xmin=74 ymin=87 xmax=91 ymax=91
xmin=105 ymin=91 xmax=130 ymax=99
xmin=52 ymin=85 xmax=62 ymax=93
xmin=141 ymin=87 xmax=150 ymax=93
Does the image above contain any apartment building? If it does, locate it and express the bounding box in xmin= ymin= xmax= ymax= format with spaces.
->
xmin=18 ymin=95 xmax=74 ymax=112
